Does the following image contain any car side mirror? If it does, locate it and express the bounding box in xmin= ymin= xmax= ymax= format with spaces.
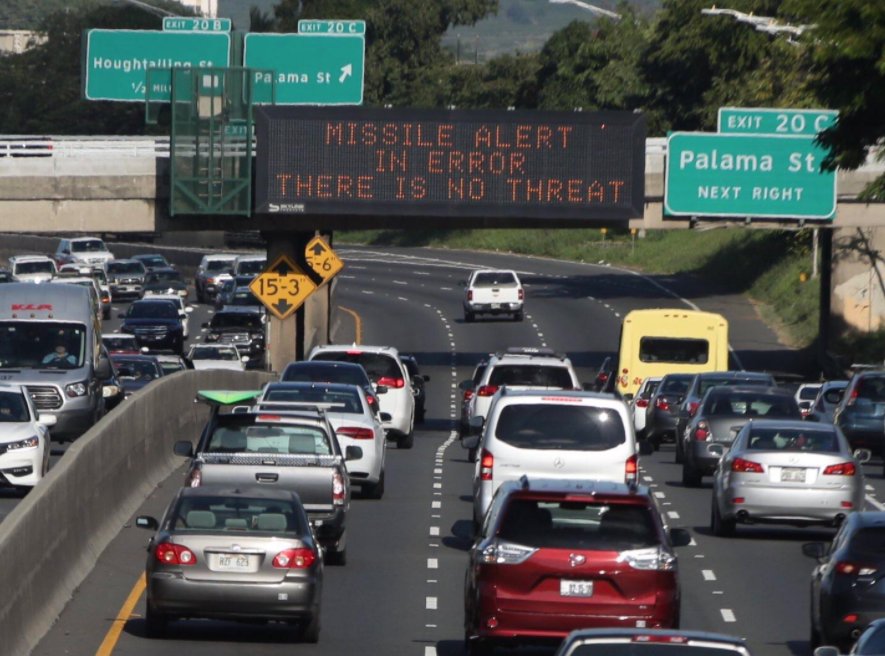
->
xmin=380 ymin=412 xmax=392 ymax=422
xmin=854 ymin=448 xmax=872 ymax=464
xmin=638 ymin=441 xmax=654 ymax=456
xmin=802 ymin=542 xmax=827 ymax=560
xmin=623 ymin=393 xmax=634 ymax=402
xmin=707 ymin=443 xmax=726 ymax=459
xmin=804 ymin=413 xmax=820 ymax=422
xmin=458 ymin=380 xmax=473 ymax=391
xmin=468 ymin=416 xmax=485 ymax=433
xmin=813 ymin=647 xmax=840 ymax=656
xmin=135 ymin=516 xmax=158 ymax=530
xmin=95 ymin=357 xmax=113 ymax=381
xmin=461 ymin=434 xmax=480 ymax=450
xmin=582 ymin=382 xmax=595 ymax=391
xmin=669 ymin=527 xmax=692 ymax=547
xmin=201 ymin=322 xmax=209 ymax=328
xmin=345 ymin=446 xmax=363 ymax=461
xmin=422 ymin=374 xmax=430 ymax=382
xmin=173 ymin=440 xmax=194 ymax=458
xmin=117 ymin=313 xmax=126 ymax=319
xmin=374 ymin=385 xmax=388 ymax=395
xmin=37 ymin=413 xmax=58 ymax=427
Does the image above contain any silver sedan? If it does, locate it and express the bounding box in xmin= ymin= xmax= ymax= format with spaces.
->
xmin=711 ymin=420 xmax=865 ymax=536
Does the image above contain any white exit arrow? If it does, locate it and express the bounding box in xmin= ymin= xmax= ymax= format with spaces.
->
xmin=339 ymin=64 xmax=352 ymax=83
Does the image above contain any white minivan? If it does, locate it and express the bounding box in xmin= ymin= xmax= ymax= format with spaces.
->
xmin=465 ymin=389 xmax=649 ymax=527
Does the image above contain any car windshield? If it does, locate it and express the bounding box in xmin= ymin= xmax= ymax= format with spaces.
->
xmin=191 ymin=347 xmax=238 ymax=361
xmin=127 ymin=302 xmax=178 ymax=319
xmin=264 ymin=387 xmax=363 ymax=414
xmin=312 ymin=352 xmax=401 ymax=382
xmin=498 ymin=499 xmax=658 ymax=550
xmin=228 ymin=289 xmax=260 ymax=306
xmin=799 ymin=386 xmax=821 ymax=400
xmin=0 ymin=322 xmax=86 ymax=369
xmin=71 ymin=239 xmax=106 ymax=253
xmin=282 ymin=364 xmax=367 ymax=386
xmin=113 ymin=359 xmax=161 ymax=379
xmin=210 ymin=313 xmax=262 ymax=330
xmin=146 ymin=271 xmax=182 ymax=284
xmin=107 ymin=261 xmax=145 ymax=275
xmin=15 ymin=261 xmax=54 ymax=274
xmin=488 ymin=365 xmax=574 ymax=388
xmin=704 ymin=393 xmax=799 ymax=418
xmin=206 ymin=419 xmax=332 ymax=456
xmin=103 ymin=336 xmax=136 ymax=350
xmin=92 ymin=270 xmax=108 ymax=285
xmin=855 ymin=377 xmax=885 ymax=402
xmin=170 ymin=495 xmax=306 ymax=534
xmin=659 ymin=376 xmax=693 ymax=395
xmin=138 ymin=256 xmax=167 ymax=267
xmin=206 ymin=259 xmax=235 ymax=272
xmin=495 ymin=404 xmax=626 ymax=451
xmin=746 ymin=428 xmax=839 ymax=452
xmin=640 ymin=337 xmax=709 ymax=364
xmin=473 ymin=272 xmax=517 ymax=286
xmin=0 ymin=391 xmax=30 ymax=422
xmin=850 ymin=528 xmax=885 ymax=557
xmin=567 ymin=645 xmax=744 ymax=655
xmin=158 ymin=360 xmax=186 ymax=375
xmin=236 ymin=260 xmax=266 ymax=275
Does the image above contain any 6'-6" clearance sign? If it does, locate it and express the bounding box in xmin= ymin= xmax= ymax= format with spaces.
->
xmin=255 ymin=107 xmax=646 ymax=221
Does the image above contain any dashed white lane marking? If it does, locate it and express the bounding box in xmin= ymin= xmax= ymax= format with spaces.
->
xmin=653 ymin=491 xmax=666 ymax=499
xmin=866 ymin=485 xmax=874 ymax=491
xmin=427 ymin=558 xmax=438 ymax=569
xmin=361 ymin=290 xmax=374 ymax=295
xmin=432 ymin=501 xmax=441 ymax=509
xmin=415 ymin=271 xmax=430 ymax=276
xmin=433 ymin=482 xmax=442 ymax=489
xmin=425 ymin=647 xmax=437 ymax=656
xmin=667 ymin=511 xmax=680 ymax=519
xmin=426 ymin=597 xmax=438 ymax=610
xmin=398 ymin=297 xmax=409 ymax=301
xmin=689 ymin=537 xmax=697 ymax=546
xmin=434 ymin=468 xmax=442 ymax=474
xmin=393 ymin=280 xmax=407 ymax=285
xmin=866 ymin=495 xmax=885 ymax=511
xmin=721 ymin=609 xmax=737 ymax=623
xmin=429 ymin=526 xmax=440 ymax=536
xmin=642 ymin=475 xmax=653 ymax=482
xmin=694 ymin=554 xmax=705 ymax=559
xmin=713 ymin=591 xmax=725 ymax=595
xmin=702 ymin=570 xmax=717 ymax=581
xmin=440 ymin=287 xmax=453 ymax=291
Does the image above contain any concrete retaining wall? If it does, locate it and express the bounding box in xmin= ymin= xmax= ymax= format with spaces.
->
xmin=0 ymin=369 xmax=273 ymax=656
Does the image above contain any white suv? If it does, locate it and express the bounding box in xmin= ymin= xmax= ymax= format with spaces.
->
xmin=9 ymin=255 xmax=57 ymax=284
xmin=467 ymin=389 xmax=643 ymax=527
xmin=55 ymin=237 xmax=114 ymax=268
xmin=466 ymin=347 xmax=583 ymax=431
xmin=308 ymin=344 xmax=416 ymax=448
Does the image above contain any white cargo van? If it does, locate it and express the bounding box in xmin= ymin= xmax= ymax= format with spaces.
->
xmin=0 ymin=283 xmax=113 ymax=440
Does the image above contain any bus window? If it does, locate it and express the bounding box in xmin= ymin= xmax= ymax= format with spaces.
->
xmin=639 ymin=337 xmax=709 ymax=364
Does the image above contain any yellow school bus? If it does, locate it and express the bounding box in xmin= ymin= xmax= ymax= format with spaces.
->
xmin=616 ymin=308 xmax=729 ymax=398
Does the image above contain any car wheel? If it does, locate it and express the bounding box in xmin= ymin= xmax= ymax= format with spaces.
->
xmin=397 ymin=428 xmax=414 ymax=449
xmin=325 ymin=534 xmax=347 ymax=566
xmin=513 ymin=310 xmax=524 ymax=322
xmin=467 ymin=447 xmax=477 ymax=463
xmin=465 ymin=311 xmax=475 ymax=323
xmin=810 ymin=619 xmax=821 ymax=649
xmin=711 ymin=497 xmax=736 ymax=537
xmin=675 ymin=437 xmax=685 ymax=464
xmin=299 ymin=612 xmax=320 ymax=643
xmin=144 ymin=602 xmax=168 ymax=638
xmin=365 ymin=470 xmax=385 ymax=500
xmin=682 ymin=461 xmax=702 ymax=488
xmin=102 ymin=309 xmax=111 ymax=320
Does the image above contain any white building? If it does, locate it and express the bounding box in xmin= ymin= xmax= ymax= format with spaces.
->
xmin=0 ymin=30 xmax=46 ymax=55
xmin=175 ymin=0 xmax=218 ymax=17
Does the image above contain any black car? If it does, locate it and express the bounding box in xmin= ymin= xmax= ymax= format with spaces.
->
xmin=0 ymin=269 xmax=13 ymax=283
xmin=132 ymin=254 xmax=171 ymax=272
xmin=143 ymin=267 xmax=188 ymax=299
xmin=804 ymin=512 xmax=885 ymax=650
xmin=202 ymin=306 xmax=265 ymax=366
xmin=681 ymin=386 xmax=802 ymax=487
xmin=400 ymin=354 xmax=429 ymax=422
xmin=673 ymin=371 xmax=776 ymax=461
xmin=281 ymin=360 xmax=385 ymax=415
xmin=110 ymin=354 xmax=164 ymax=397
xmin=119 ymin=299 xmax=186 ymax=354
xmin=834 ymin=370 xmax=885 ymax=462
xmin=646 ymin=373 xmax=695 ymax=451
xmin=215 ymin=275 xmax=255 ymax=309
xmin=224 ymin=285 xmax=262 ymax=309
xmin=849 ymin=618 xmax=885 ymax=655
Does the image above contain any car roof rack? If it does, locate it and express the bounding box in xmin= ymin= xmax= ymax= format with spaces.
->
xmin=496 ymin=346 xmax=567 ymax=361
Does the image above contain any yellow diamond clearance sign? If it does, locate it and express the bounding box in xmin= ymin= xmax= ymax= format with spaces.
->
xmin=249 ymin=255 xmax=317 ymax=320
xmin=304 ymin=236 xmax=344 ymax=284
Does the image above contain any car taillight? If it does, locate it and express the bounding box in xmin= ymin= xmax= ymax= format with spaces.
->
xmin=731 ymin=457 xmax=764 ymax=473
xmin=693 ymin=421 xmax=710 ymax=441
xmin=836 ymin=562 xmax=876 ymax=576
xmin=632 ymin=635 xmax=688 ymax=644
xmin=635 ymin=398 xmax=649 ymax=408
xmin=463 ymin=389 xmax=475 ymax=402
xmin=823 ymin=462 xmax=857 ymax=476
xmin=377 ymin=376 xmax=405 ymax=389
xmin=625 ymin=454 xmax=638 ymax=485
xmin=477 ymin=385 xmax=498 ymax=397
xmin=273 ymin=548 xmax=317 ymax=569
xmin=155 ymin=542 xmax=196 ymax=566
xmin=366 ymin=394 xmax=377 ymax=408
xmin=618 ymin=546 xmax=676 ymax=571
xmin=480 ymin=540 xmax=536 ymax=565
xmin=187 ymin=467 xmax=202 ymax=487
xmin=847 ymin=386 xmax=860 ymax=406
xmin=655 ymin=397 xmax=670 ymax=412
xmin=337 ymin=426 xmax=374 ymax=440
xmin=332 ymin=471 xmax=346 ymax=506
xmin=518 ymin=288 xmax=524 ymax=301
xmin=468 ymin=290 xmax=474 ymax=301
xmin=688 ymin=401 xmax=700 ymax=417
xmin=102 ymin=295 xmax=110 ymax=303
xmin=480 ymin=450 xmax=494 ymax=481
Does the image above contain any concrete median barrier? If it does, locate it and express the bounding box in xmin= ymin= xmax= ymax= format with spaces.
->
xmin=0 ymin=369 xmax=274 ymax=656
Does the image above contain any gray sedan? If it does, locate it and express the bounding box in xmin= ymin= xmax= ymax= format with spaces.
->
xmin=711 ymin=420 xmax=866 ymax=536
xmin=136 ymin=485 xmax=323 ymax=641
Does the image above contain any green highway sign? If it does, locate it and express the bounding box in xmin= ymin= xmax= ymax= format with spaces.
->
xmin=163 ymin=16 xmax=232 ymax=32
xmin=718 ymin=107 xmax=838 ymax=136
xmin=243 ymin=33 xmax=364 ymax=105
xmin=665 ymin=132 xmax=837 ymax=220
xmin=83 ymin=29 xmax=231 ymax=102
xmin=298 ymin=19 xmax=366 ymax=35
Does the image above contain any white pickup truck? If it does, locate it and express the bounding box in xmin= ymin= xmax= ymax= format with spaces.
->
xmin=463 ymin=269 xmax=524 ymax=322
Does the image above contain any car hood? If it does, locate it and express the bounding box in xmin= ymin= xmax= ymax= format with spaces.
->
xmin=209 ymin=325 xmax=259 ymax=333
xmin=119 ymin=378 xmax=153 ymax=394
xmin=0 ymin=422 xmax=42 ymax=443
xmin=191 ymin=361 xmax=245 ymax=371
xmin=122 ymin=317 xmax=181 ymax=327
xmin=13 ymin=274 xmax=53 ymax=283
xmin=145 ymin=281 xmax=186 ymax=290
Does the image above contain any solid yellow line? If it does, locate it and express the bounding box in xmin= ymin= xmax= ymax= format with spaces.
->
xmin=338 ymin=305 xmax=362 ymax=345
xmin=94 ymin=573 xmax=146 ymax=656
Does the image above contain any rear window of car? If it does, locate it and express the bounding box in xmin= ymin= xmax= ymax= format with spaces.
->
xmin=498 ymin=499 xmax=658 ymax=550
xmin=494 ymin=404 xmax=626 ymax=451
xmin=849 ymin=527 xmax=885 ymax=557
xmin=746 ymin=428 xmax=839 ymax=452
xmin=171 ymin=496 xmax=306 ymax=534
xmin=283 ymin=364 xmax=367 ymax=386
xmin=263 ymin=387 xmax=363 ymax=414
xmin=473 ymin=272 xmax=517 ymax=286
xmin=699 ymin=376 xmax=770 ymax=396
xmin=659 ymin=376 xmax=692 ymax=394
xmin=799 ymin=386 xmax=821 ymax=400
xmin=704 ymin=393 xmax=799 ymax=418
xmin=312 ymin=352 xmax=401 ymax=381
xmin=206 ymin=421 xmax=332 ymax=455
xmin=640 ymin=337 xmax=709 ymax=364
xmin=210 ymin=313 xmax=262 ymax=330
xmin=489 ymin=365 xmax=573 ymax=388
xmin=855 ymin=376 xmax=885 ymax=402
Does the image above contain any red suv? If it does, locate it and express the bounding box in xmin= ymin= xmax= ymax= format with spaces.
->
xmin=464 ymin=478 xmax=690 ymax=655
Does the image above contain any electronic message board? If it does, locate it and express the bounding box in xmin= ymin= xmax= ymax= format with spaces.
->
xmin=255 ymin=107 xmax=646 ymax=221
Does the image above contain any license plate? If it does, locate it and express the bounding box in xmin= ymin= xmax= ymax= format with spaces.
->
xmin=212 ymin=553 xmax=253 ymax=571
xmin=560 ymin=580 xmax=594 ymax=597
xmin=781 ymin=467 xmax=806 ymax=483
xmin=490 ymin=303 xmax=501 ymax=309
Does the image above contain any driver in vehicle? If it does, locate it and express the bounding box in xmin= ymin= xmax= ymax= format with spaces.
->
xmin=42 ymin=344 xmax=76 ymax=367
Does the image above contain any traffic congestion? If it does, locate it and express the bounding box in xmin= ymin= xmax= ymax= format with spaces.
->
xmin=2 ymin=240 xmax=885 ymax=656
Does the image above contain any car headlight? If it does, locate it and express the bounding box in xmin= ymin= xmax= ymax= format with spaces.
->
xmin=7 ymin=436 xmax=40 ymax=450
xmin=65 ymin=382 xmax=88 ymax=398
xmin=206 ymin=333 xmax=219 ymax=342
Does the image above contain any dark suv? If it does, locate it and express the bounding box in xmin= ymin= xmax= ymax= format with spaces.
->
xmin=464 ymin=478 xmax=689 ymax=655
xmin=203 ymin=306 xmax=266 ymax=366
xmin=834 ymin=370 xmax=885 ymax=461
xmin=119 ymin=299 xmax=185 ymax=354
